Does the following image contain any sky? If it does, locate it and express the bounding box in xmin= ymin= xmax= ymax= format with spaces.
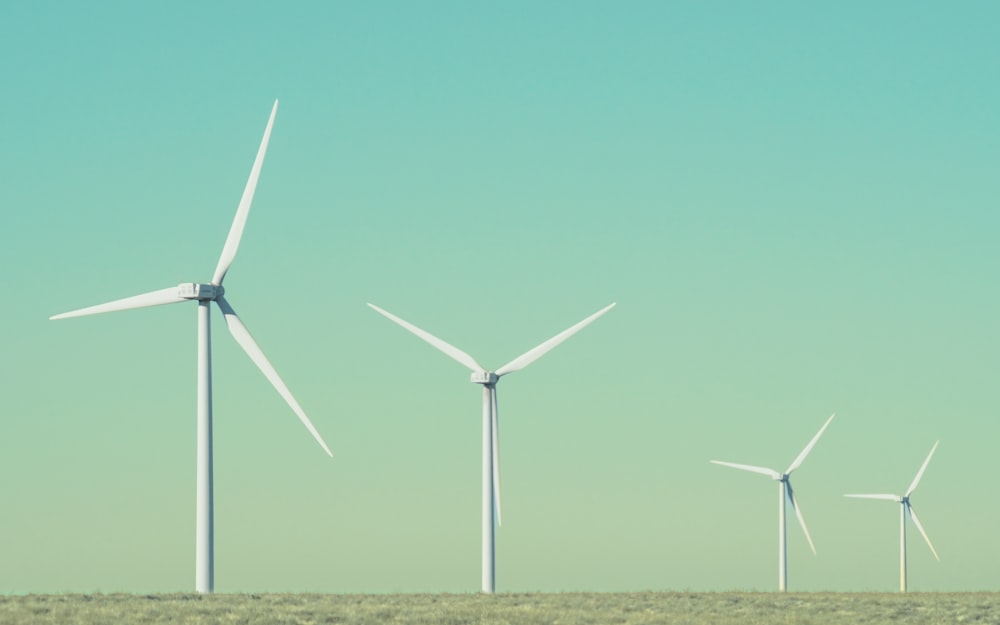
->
xmin=0 ymin=1 xmax=997 ymax=594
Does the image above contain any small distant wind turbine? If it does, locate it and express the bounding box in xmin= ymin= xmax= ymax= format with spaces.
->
xmin=368 ymin=302 xmax=615 ymax=593
xmin=50 ymin=101 xmax=332 ymax=593
xmin=711 ymin=413 xmax=835 ymax=592
xmin=845 ymin=440 xmax=940 ymax=592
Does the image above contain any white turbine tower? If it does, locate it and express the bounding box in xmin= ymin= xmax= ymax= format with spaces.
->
xmin=845 ymin=440 xmax=940 ymax=592
xmin=710 ymin=413 xmax=835 ymax=592
xmin=50 ymin=101 xmax=332 ymax=593
xmin=368 ymin=302 xmax=615 ymax=593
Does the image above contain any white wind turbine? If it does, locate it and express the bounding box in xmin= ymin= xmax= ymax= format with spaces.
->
xmin=845 ymin=440 xmax=940 ymax=592
xmin=368 ymin=302 xmax=615 ymax=593
xmin=50 ymin=101 xmax=331 ymax=593
xmin=711 ymin=413 xmax=835 ymax=592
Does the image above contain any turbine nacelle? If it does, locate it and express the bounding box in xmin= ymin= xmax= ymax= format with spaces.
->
xmin=178 ymin=283 xmax=224 ymax=301
xmin=471 ymin=371 xmax=499 ymax=385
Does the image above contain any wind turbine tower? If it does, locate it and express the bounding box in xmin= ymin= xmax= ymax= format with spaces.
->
xmin=845 ymin=440 xmax=940 ymax=592
xmin=50 ymin=101 xmax=332 ymax=593
xmin=368 ymin=302 xmax=615 ymax=593
xmin=711 ymin=413 xmax=835 ymax=591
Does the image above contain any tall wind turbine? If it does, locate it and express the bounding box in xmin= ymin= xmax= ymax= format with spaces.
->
xmin=710 ymin=413 xmax=835 ymax=591
xmin=845 ymin=440 xmax=940 ymax=592
xmin=50 ymin=101 xmax=332 ymax=593
xmin=368 ymin=302 xmax=615 ymax=593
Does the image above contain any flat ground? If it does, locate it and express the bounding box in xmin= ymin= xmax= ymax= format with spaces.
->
xmin=0 ymin=592 xmax=997 ymax=625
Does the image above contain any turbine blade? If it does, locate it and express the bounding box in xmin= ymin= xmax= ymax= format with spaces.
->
xmin=844 ymin=493 xmax=901 ymax=501
xmin=786 ymin=413 xmax=835 ymax=474
xmin=709 ymin=460 xmax=781 ymax=479
xmin=494 ymin=303 xmax=615 ymax=377
xmin=50 ymin=286 xmax=188 ymax=320
xmin=212 ymin=100 xmax=279 ymax=285
xmin=216 ymin=296 xmax=332 ymax=457
xmin=367 ymin=303 xmax=484 ymax=373
xmin=491 ymin=386 xmax=502 ymax=527
xmin=907 ymin=503 xmax=940 ymax=561
xmin=906 ymin=440 xmax=939 ymax=497
xmin=787 ymin=479 xmax=817 ymax=554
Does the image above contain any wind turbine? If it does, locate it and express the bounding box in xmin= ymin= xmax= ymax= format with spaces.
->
xmin=50 ymin=101 xmax=331 ymax=593
xmin=367 ymin=302 xmax=615 ymax=593
xmin=710 ymin=413 xmax=835 ymax=591
xmin=845 ymin=440 xmax=940 ymax=592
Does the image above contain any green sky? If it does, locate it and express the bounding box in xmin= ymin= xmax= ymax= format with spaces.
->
xmin=0 ymin=1 xmax=997 ymax=593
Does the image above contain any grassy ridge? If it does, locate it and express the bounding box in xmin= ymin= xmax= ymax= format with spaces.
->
xmin=0 ymin=592 xmax=997 ymax=625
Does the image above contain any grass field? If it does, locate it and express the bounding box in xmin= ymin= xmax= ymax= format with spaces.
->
xmin=0 ymin=592 xmax=997 ymax=625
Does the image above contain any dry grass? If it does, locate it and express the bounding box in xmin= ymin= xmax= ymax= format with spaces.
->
xmin=0 ymin=592 xmax=997 ymax=625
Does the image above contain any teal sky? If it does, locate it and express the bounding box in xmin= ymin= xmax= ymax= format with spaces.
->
xmin=1 ymin=1 xmax=997 ymax=593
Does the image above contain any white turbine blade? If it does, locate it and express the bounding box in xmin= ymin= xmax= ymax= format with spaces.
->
xmin=216 ymin=296 xmax=332 ymax=457
xmin=907 ymin=502 xmax=940 ymax=561
xmin=495 ymin=303 xmax=615 ymax=377
xmin=50 ymin=286 xmax=188 ymax=320
xmin=212 ymin=100 xmax=278 ymax=286
xmin=906 ymin=440 xmax=939 ymax=497
xmin=844 ymin=493 xmax=901 ymax=501
xmin=709 ymin=460 xmax=781 ymax=480
xmin=491 ymin=386 xmax=502 ymax=527
xmin=786 ymin=412 xmax=835 ymax=474
xmin=786 ymin=479 xmax=817 ymax=555
xmin=367 ymin=303 xmax=484 ymax=373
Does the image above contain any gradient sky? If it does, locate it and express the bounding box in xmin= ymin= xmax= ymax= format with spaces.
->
xmin=1 ymin=1 xmax=997 ymax=594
